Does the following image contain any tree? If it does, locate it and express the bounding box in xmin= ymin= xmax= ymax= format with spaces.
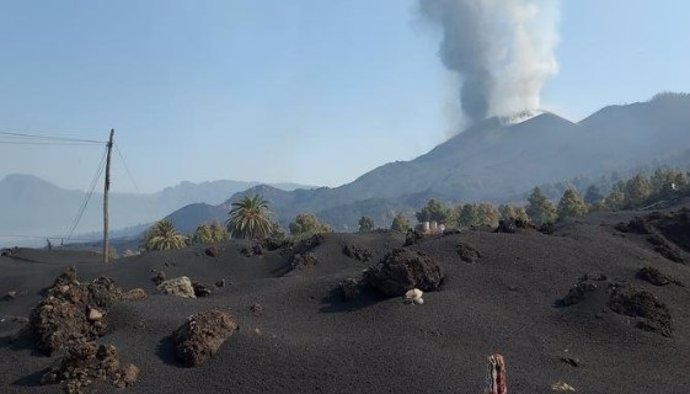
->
xmin=455 ymin=203 xmax=498 ymax=227
xmin=358 ymin=216 xmax=375 ymax=232
xmin=477 ymin=203 xmax=499 ymax=227
xmin=289 ymin=213 xmax=331 ymax=239
xmin=557 ymin=189 xmax=588 ymax=220
xmin=145 ymin=220 xmax=187 ymax=251
xmin=526 ymin=187 xmax=557 ymax=225
xmin=415 ymin=199 xmax=451 ymax=224
xmin=498 ymin=205 xmax=528 ymax=222
xmin=226 ymin=194 xmax=274 ymax=239
xmin=605 ymin=189 xmax=625 ymax=211
xmin=192 ymin=222 xmax=229 ymax=245
xmin=584 ymin=185 xmax=604 ymax=205
xmin=624 ymin=174 xmax=652 ymax=208
xmin=390 ymin=213 xmax=411 ymax=233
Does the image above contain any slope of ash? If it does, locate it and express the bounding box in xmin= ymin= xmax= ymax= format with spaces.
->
xmin=1 ymin=208 xmax=690 ymax=393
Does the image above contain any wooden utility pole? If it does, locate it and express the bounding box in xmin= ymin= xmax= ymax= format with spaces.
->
xmin=103 ymin=129 xmax=114 ymax=263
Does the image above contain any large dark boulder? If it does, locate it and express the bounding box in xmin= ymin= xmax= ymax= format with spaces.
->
xmin=363 ymin=249 xmax=444 ymax=298
xmin=173 ymin=310 xmax=238 ymax=367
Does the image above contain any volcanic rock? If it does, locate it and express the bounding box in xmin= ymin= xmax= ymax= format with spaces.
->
xmin=403 ymin=229 xmax=423 ymax=246
xmin=193 ymin=282 xmax=213 ymax=297
xmin=363 ymin=249 xmax=443 ymax=298
xmin=41 ymin=339 xmax=139 ymax=393
xmin=607 ymin=287 xmax=672 ymax=337
xmin=291 ymin=253 xmax=318 ymax=270
xmin=172 ymin=309 xmax=238 ymax=367
xmin=456 ymin=243 xmax=482 ymax=263
xmin=205 ymin=246 xmax=220 ymax=257
xmin=636 ymin=266 xmax=671 ymax=286
xmin=334 ymin=277 xmax=361 ymax=301
xmin=151 ymin=270 xmax=166 ymax=286
xmin=342 ymin=244 xmax=372 ymax=262
xmin=158 ymin=276 xmax=196 ymax=298
xmin=556 ymin=273 xmax=608 ymax=307
xmin=28 ymin=268 xmax=131 ymax=355
xmin=123 ymin=288 xmax=148 ymax=301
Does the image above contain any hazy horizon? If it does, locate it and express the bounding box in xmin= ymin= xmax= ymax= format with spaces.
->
xmin=2 ymin=1 xmax=690 ymax=193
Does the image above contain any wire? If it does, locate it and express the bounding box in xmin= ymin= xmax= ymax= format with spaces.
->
xmin=0 ymin=140 xmax=102 ymax=146
xmin=115 ymin=144 xmax=142 ymax=193
xmin=0 ymin=131 xmax=106 ymax=144
xmin=64 ymin=146 xmax=108 ymax=241
xmin=0 ymin=234 xmax=93 ymax=242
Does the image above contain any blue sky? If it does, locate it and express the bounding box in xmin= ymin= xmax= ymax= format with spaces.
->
xmin=1 ymin=0 xmax=689 ymax=192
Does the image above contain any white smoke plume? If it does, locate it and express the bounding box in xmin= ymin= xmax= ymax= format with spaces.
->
xmin=419 ymin=0 xmax=560 ymax=123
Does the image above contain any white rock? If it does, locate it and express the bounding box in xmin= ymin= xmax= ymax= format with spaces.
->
xmin=551 ymin=381 xmax=576 ymax=391
xmin=404 ymin=288 xmax=424 ymax=304
xmin=157 ymin=276 xmax=196 ymax=299
xmin=88 ymin=308 xmax=103 ymax=321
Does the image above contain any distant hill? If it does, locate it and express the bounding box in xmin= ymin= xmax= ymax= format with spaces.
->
xmin=164 ymin=93 xmax=690 ymax=231
xmin=0 ymin=175 xmax=315 ymax=246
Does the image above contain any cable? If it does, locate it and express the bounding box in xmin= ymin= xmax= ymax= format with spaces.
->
xmin=114 ymin=144 xmax=142 ymax=193
xmin=64 ymin=146 xmax=108 ymax=241
xmin=0 ymin=234 xmax=93 ymax=242
xmin=0 ymin=131 xmax=106 ymax=144
xmin=0 ymin=140 xmax=102 ymax=146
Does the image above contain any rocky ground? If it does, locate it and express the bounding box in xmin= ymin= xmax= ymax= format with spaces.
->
xmin=2 ymin=207 xmax=690 ymax=393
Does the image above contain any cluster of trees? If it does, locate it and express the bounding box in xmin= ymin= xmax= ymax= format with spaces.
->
xmin=594 ymin=169 xmax=689 ymax=211
xmin=141 ymin=168 xmax=690 ymax=251
xmin=144 ymin=194 xmax=334 ymax=251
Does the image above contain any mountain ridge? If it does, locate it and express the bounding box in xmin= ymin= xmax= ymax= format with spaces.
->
xmin=164 ymin=93 xmax=690 ymax=232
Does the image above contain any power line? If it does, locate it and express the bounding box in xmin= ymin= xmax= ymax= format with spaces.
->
xmin=0 ymin=140 xmax=102 ymax=146
xmin=64 ymin=146 xmax=108 ymax=241
xmin=0 ymin=130 xmax=106 ymax=144
xmin=0 ymin=234 xmax=94 ymax=242
xmin=114 ymin=144 xmax=142 ymax=193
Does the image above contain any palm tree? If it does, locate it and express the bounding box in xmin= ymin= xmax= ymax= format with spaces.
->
xmin=145 ymin=219 xmax=187 ymax=251
xmin=226 ymin=194 xmax=273 ymax=239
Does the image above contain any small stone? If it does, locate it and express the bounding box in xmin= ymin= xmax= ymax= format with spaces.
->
xmin=551 ymin=381 xmax=576 ymax=391
xmin=88 ymin=308 xmax=103 ymax=321
xmin=560 ymin=356 xmax=580 ymax=367
xmin=215 ymin=279 xmax=226 ymax=288
xmin=250 ymin=303 xmax=264 ymax=317
xmin=404 ymin=288 xmax=424 ymax=305
xmin=121 ymin=363 xmax=139 ymax=386
xmin=3 ymin=291 xmax=17 ymax=301
xmin=508 ymin=285 xmax=518 ymax=292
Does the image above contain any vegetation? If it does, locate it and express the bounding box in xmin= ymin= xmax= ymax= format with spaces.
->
xmin=390 ymin=213 xmax=411 ymax=233
xmin=289 ymin=213 xmax=332 ymax=240
xmin=358 ymin=216 xmax=375 ymax=232
xmin=416 ymin=199 xmax=452 ymax=225
xmin=526 ymin=187 xmax=557 ymax=225
xmin=145 ymin=219 xmax=187 ymax=251
xmin=557 ymin=189 xmax=588 ymax=220
xmin=498 ymin=204 xmax=529 ymax=222
xmin=226 ymin=194 xmax=274 ymax=239
xmin=455 ymin=203 xmax=499 ymax=228
xmin=624 ymin=174 xmax=653 ymax=208
xmin=584 ymin=185 xmax=604 ymax=205
xmin=192 ymin=222 xmax=229 ymax=245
